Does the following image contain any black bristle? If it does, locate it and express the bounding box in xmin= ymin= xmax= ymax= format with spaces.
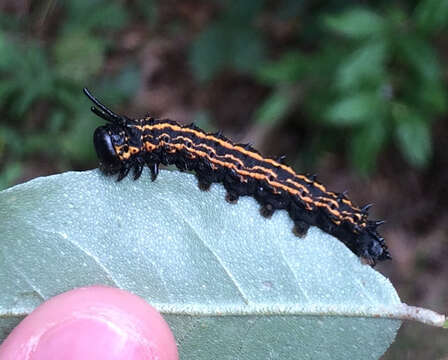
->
xmin=276 ymin=155 xmax=287 ymax=164
xmin=361 ymin=203 xmax=373 ymax=214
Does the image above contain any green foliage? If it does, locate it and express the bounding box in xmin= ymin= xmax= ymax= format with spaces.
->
xmin=189 ymin=0 xmax=266 ymax=81
xmin=62 ymin=0 xmax=129 ymax=33
xmin=350 ymin=121 xmax=387 ymax=175
xmin=257 ymin=51 xmax=311 ymax=85
xmin=255 ymin=89 xmax=294 ymax=126
xmin=321 ymin=5 xmax=446 ymax=173
xmin=0 ymin=0 xmax=141 ymax=189
xmin=325 ymin=92 xmax=383 ymax=126
xmin=415 ymin=0 xmax=448 ymax=33
xmin=255 ymin=3 xmax=446 ymax=174
xmin=392 ymin=104 xmax=431 ymax=168
xmin=2 ymin=0 xmax=447 ymax=187
xmin=190 ymin=1 xmax=447 ymax=174
xmin=52 ymin=32 xmax=105 ymax=84
xmin=324 ymin=8 xmax=386 ymax=39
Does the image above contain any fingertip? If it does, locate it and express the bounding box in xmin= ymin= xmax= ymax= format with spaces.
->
xmin=0 ymin=286 xmax=178 ymax=360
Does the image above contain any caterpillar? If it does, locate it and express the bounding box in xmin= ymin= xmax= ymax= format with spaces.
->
xmin=84 ymin=88 xmax=390 ymax=265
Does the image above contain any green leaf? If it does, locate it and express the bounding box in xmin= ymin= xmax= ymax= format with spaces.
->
xmin=189 ymin=23 xmax=229 ymax=81
xmin=336 ymin=41 xmax=387 ymax=91
xmin=418 ymin=81 xmax=447 ymax=114
xmin=226 ymin=0 xmax=265 ymax=22
xmin=0 ymin=163 xmax=22 ymax=191
xmin=189 ymin=22 xmax=265 ymax=81
xmin=0 ymin=126 xmax=24 ymax=156
xmin=325 ymin=93 xmax=381 ymax=126
xmin=393 ymin=104 xmax=432 ymax=168
xmin=256 ymin=51 xmax=310 ymax=85
xmin=52 ymin=31 xmax=105 ymax=84
xmin=350 ymin=120 xmax=387 ymax=175
xmin=0 ymin=43 xmax=54 ymax=116
xmin=324 ymin=8 xmax=385 ymax=39
xmin=64 ymin=0 xmax=129 ymax=32
xmin=188 ymin=0 xmax=266 ymax=81
xmin=61 ymin=106 xmax=101 ymax=163
xmin=414 ymin=0 xmax=448 ymax=33
xmin=0 ymin=33 xmax=18 ymax=70
xmin=396 ymin=35 xmax=442 ymax=84
xmin=97 ymin=63 xmax=141 ymax=102
xmin=1 ymin=171 xmax=445 ymax=357
xmin=255 ymin=90 xmax=292 ymax=125
xmin=230 ymin=27 xmax=265 ymax=74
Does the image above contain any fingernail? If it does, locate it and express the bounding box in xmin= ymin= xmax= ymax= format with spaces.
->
xmin=31 ymin=317 xmax=150 ymax=360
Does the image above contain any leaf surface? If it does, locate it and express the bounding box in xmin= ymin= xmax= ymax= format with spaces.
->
xmin=0 ymin=170 xmax=410 ymax=359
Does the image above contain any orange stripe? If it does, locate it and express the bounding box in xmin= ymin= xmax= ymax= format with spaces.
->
xmin=140 ymin=122 xmax=360 ymax=209
xmin=132 ymin=126 xmax=366 ymax=226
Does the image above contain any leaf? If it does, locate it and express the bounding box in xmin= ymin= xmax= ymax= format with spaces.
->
xmin=189 ymin=23 xmax=229 ymax=81
xmin=396 ymin=35 xmax=442 ymax=84
xmin=97 ymin=63 xmax=142 ymax=103
xmin=189 ymin=20 xmax=265 ymax=81
xmin=0 ymin=33 xmax=18 ymax=70
xmin=64 ymin=0 xmax=129 ymax=33
xmin=325 ymin=93 xmax=381 ymax=126
xmin=349 ymin=120 xmax=387 ymax=175
xmin=324 ymin=8 xmax=385 ymax=39
xmin=256 ymin=51 xmax=310 ymax=85
xmin=230 ymin=27 xmax=265 ymax=74
xmin=414 ymin=0 xmax=448 ymax=33
xmin=335 ymin=41 xmax=387 ymax=91
xmin=0 ymin=163 xmax=22 ymax=191
xmin=255 ymin=90 xmax=292 ymax=125
xmin=225 ymin=0 xmax=265 ymax=22
xmin=52 ymin=31 xmax=105 ymax=84
xmin=393 ymin=104 xmax=432 ymax=168
xmin=0 ymin=171 xmax=445 ymax=359
xmin=0 ymin=44 xmax=54 ymax=116
xmin=418 ymin=81 xmax=447 ymax=114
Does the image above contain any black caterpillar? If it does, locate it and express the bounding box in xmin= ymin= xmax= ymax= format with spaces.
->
xmin=84 ymin=88 xmax=390 ymax=265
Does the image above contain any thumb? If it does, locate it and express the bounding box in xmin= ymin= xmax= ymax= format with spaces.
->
xmin=0 ymin=286 xmax=178 ymax=360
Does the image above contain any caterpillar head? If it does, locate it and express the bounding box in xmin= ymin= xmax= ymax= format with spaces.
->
xmin=84 ymin=88 xmax=137 ymax=175
xmin=93 ymin=126 xmax=126 ymax=175
xmin=358 ymin=223 xmax=391 ymax=265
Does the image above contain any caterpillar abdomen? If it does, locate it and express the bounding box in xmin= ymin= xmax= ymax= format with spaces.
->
xmin=84 ymin=88 xmax=390 ymax=265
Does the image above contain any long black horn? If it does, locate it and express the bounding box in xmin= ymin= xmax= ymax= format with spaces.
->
xmin=83 ymin=88 xmax=127 ymax=125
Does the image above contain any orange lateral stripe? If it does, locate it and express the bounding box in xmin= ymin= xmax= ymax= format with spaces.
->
xmin=130 ymin=124 xmax=365 ymax=226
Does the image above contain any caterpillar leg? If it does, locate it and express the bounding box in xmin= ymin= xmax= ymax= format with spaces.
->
xmin=175 ymin=158 xmax=189 ymax=172
xmin=225 ymin=191 xmax=239 ymax=204
xmin=260 ymin=204 xmax=274 ymax=218
xmin=197 ymin=178 xmax=212 ymax=191
xmin=149 ymin=163 xmax=159 ymax=181
xmin=117 ymin=163 xmax=131 ymax=181
xmin=133 ymin=162 xmax=144 ymax=180
xmin=292 ymin=220 xmax=310 ymax=238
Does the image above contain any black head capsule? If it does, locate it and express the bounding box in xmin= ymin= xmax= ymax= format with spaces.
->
xmin=358 ymin=229 xmax=391 ymax=265
xmin=93 ymin=127 xmax=123 ymax=175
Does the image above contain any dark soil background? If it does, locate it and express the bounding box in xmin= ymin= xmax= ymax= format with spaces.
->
xmin=0 ymin=1 xmax=446 ymax=358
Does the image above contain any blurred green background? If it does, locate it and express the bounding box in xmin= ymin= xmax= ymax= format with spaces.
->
xmin=0 ymin=0 xmax=446 ymax=358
